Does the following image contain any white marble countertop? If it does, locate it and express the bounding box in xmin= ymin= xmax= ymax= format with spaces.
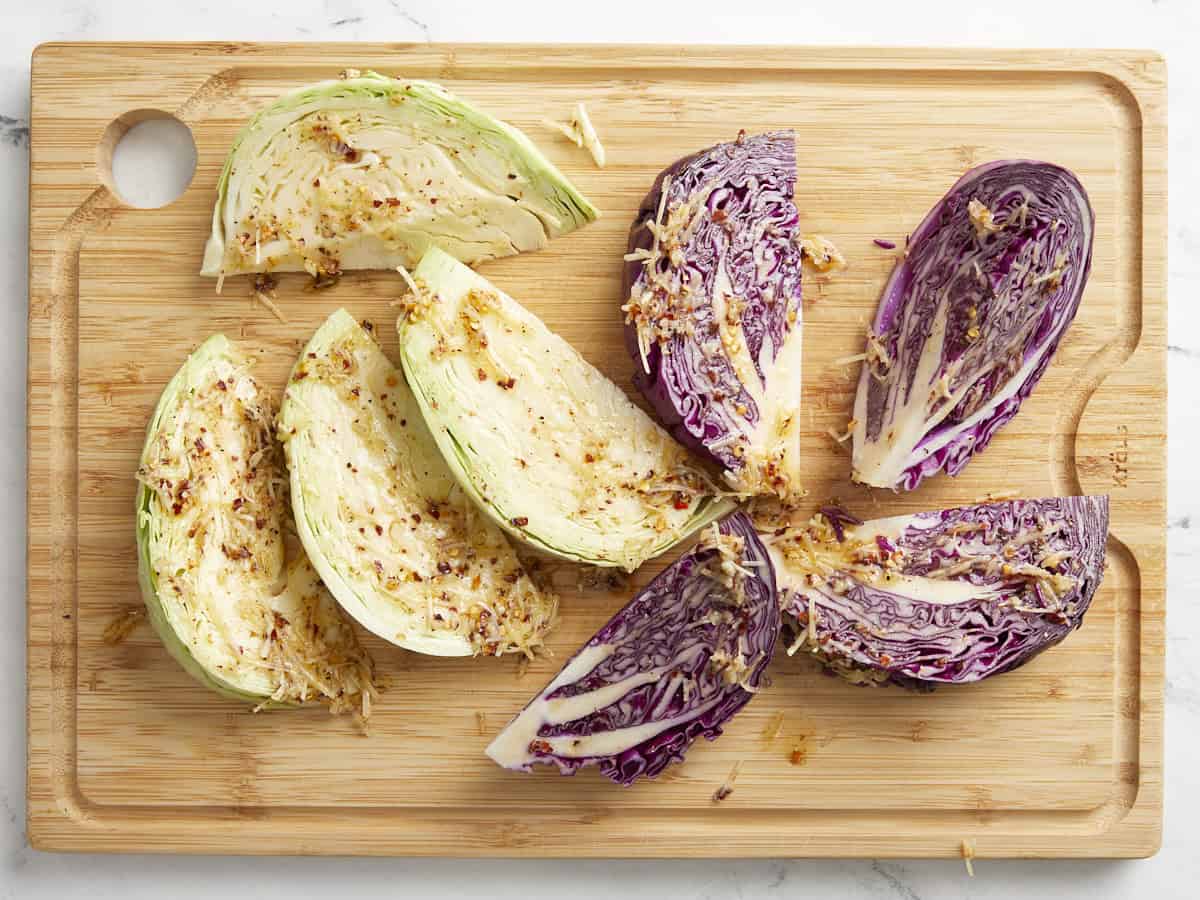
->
xmin=3 ymin=0 xmax=1197 ymax=897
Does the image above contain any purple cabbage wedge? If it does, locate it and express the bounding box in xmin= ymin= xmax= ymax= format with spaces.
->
xmin=622 ymin=131 xmax=804 ymax=499
xmin=486 ymin=512 xmax=778 ymax=785
xmin=851 ymin=161 xmax=1094 ymax=491
xmin=765 ymin=496 xmax=1107 ymax=686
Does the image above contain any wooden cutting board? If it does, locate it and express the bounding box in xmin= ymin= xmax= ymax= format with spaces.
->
xmin=27 ymin=43 xmax=1166 ymax=857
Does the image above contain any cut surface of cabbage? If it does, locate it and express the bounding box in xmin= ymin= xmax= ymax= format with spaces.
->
xmin=398 ymin=247 xmax=736 ymax=571
xmin=486 ymin=512 xmax=778 ymax=785
xmin=135 ymin=335 xmax=375 ymax=712
xmin=202 ymin=72 xmax=597 ymax=279
xmin=761 ymin=496 xmax=1108 ymax=686
xmin=278 ymin=309 xmax=556 ymax=657
xmin=850 ymin=160 xmax=1094 ymax=490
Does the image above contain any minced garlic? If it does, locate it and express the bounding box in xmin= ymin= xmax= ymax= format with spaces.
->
xmin=798 ymin=235 xmax=846 ymax=272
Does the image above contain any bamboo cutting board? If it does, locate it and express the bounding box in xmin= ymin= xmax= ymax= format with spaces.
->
xmin=28 ymin=43 xmax=1166 ymax=857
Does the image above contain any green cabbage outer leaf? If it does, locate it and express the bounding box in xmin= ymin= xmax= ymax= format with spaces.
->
xmin=278 ymin=309 xmax=557 ymax=657
xmin=202 ymin=72 xmax=598 ymax=278
xmin=398 ymin=247 xmax=737 ymax=571
xmin=136 ymin=335 xmax=375 ymax=709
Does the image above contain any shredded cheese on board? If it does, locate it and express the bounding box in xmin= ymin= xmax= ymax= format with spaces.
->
xmin=798 ymin=235 xmax=846 ymax=272
xmin=711 ymin=760 xmax=743 ymax=802
xmin=543 ymin=102 xmax=606 ymax=167
xmin=968 ymin=198 xmax=1002 ymax=239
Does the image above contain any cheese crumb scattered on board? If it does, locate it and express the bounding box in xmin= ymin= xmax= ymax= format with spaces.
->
xmin=711 ymin=760 xmax=743 ymax=803
xmin=761 ymin=711 xmax=785 ymax=742
xmin=543 ymin=102 xmax=606 ymax=167
xmin=798 ymin=235 xmax=846 ymax=272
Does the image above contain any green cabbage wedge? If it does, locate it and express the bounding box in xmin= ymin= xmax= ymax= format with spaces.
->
xmin=201 ymin=72 xmax=598 ymax=279
xmin=278 ymin=309 xmax=557 ymax=657
xmin=136 ymin=336 xmax=376 ymax=712
xmin=398 ymin=248 xmax=737 ymax=571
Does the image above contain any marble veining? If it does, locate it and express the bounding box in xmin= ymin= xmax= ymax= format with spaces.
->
xmin=870 ymin=862 xmax=924 ymax=900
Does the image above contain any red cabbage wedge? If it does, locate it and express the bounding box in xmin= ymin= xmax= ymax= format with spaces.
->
xmin=622 ymin=131 xmax=804 ymax=499
xmin=766 ymin=496 xmax=1107 ymax=686
xmin=851 ymin=161 xmax=1094 ymax=490
xmin=486 ymin=512 xmax=778 ymax=785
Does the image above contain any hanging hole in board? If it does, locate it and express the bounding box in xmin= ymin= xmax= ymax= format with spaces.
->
xmin=98 ymin=110 xmax=197 ymax=209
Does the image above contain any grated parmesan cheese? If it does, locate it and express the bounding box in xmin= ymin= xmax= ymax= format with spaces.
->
xmin=1031 ymin=249 xmax=1069 ymax=290
xmin=968 ymin=198 xmax=1002 ymax=239
xmin=252 ymin=273 xmax=288 ymax=322
xmin=864 ymin=330 xmax=893 ymax=381
xmin=543 ymin=102 xmax=606 ymax=168
xmin=798 ymin=235 xmax=846 ymax=272
xmin=961 ymin=838 xmax=976 ymax=877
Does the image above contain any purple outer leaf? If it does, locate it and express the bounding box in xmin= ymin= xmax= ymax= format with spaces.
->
xmin=851 ymin=160 xmax=1095 ymax=491
xmin=622 ymin=131 xmax=804 ymax=497
xmin=779 ymin=496 xmax=1108 ymax=686
xmin=818 ymin=504 xmax=863 ymax=543
xmin=486 ymin=512 xmax=778 ymax=785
